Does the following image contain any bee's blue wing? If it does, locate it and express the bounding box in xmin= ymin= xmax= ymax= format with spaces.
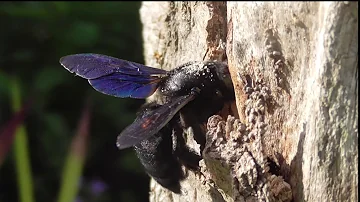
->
xmin=88 ymin=73 xmax=161 ymax=98
xmin=116 ymin=92 xmax=197 ymax=149
xmin=59 ymin=53 xmax=167 ymax=79
xmin=60 ymin=53 xmax=167 ymax=98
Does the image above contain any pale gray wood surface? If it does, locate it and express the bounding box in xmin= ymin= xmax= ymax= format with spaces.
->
xmin=140 ymin=2 xmax=358 ymax=202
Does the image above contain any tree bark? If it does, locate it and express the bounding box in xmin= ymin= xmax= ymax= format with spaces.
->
xmin=140 ymin=2 xmax=358 ymax=202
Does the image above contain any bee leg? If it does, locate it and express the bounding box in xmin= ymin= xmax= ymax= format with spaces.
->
xmin=172 ymin=121 xmax=202 ymax=171
xmin=179 ymin=109 xmax=207 ymax=152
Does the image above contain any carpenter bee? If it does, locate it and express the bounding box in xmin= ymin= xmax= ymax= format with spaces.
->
xmin=59 ymin=54 xmax=235 ymax=193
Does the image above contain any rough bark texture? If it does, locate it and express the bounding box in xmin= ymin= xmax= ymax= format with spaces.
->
xmin=140 ymin=2 xmax=358 ymax=202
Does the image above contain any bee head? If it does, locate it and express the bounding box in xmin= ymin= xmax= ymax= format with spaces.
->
xmin=205 ymin=61 xmax=234 ymax=95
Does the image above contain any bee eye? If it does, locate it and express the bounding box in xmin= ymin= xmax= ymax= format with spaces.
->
xmin=215 ymin=89 xmax=223 ymax=97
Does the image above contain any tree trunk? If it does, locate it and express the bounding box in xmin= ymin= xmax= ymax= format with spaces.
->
xmin=140 ymin=2 xmax=358 ymax=202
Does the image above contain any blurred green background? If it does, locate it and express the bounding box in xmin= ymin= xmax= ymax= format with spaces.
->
xmin=0 ymin=2 xmax=151 ymax=202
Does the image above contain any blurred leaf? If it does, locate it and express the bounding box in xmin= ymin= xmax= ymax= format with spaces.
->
xmin=40 ymin=113 xmax=70 ymax=168
xmin=66 ymin=21 xmax=100 ymax=47
xmin=0 ymin=2 xmax=51 ymax=19
xmin=43 ymin=113 xmax=69 ymax=139
xmin=34 ymin=67 xmax=66 ymax=94
xmin=52 ymin=2 xmax=70 ymax=14
xmin=0 ymin=100 xmax=30 ymax=166
xmin=0 ymin=2 xmax=147 ymax=201
xmin=10 ymin=77 xmax=34 ymax=202
xmin=57 ymin=100 xmax=91 ymax=202
xmin=0 ymin=71 xmax=10 ymax=96
xmin=12 ymin=49 xmax=35 ymax=62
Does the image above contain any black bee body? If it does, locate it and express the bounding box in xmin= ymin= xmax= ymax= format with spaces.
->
xmin=160 ymin=61 xmax=232 ymax=99
xmin=60 ymin=54 xmax=234 ymax=194
xmin=133 ymin=104 xmax=201 ymax=193
xmin=160 ymin=61 xmax=234 ymax=129
xmin=135 ymin=61 xmax=234 ymax=193
xmin=133 ymin=111 xmax=184 ymax=193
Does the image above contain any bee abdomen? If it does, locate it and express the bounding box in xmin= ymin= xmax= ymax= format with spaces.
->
xmin=134 ymin=128 xmax=183 ymax=193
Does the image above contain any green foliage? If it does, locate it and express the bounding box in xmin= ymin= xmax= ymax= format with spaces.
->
xmin=10 ymin=77 xmax=34 ymax=202
xmin=57 ymin=103 xmax=90 ymax=202
xmin=0 ymin=2 xmax=149 ymax=202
